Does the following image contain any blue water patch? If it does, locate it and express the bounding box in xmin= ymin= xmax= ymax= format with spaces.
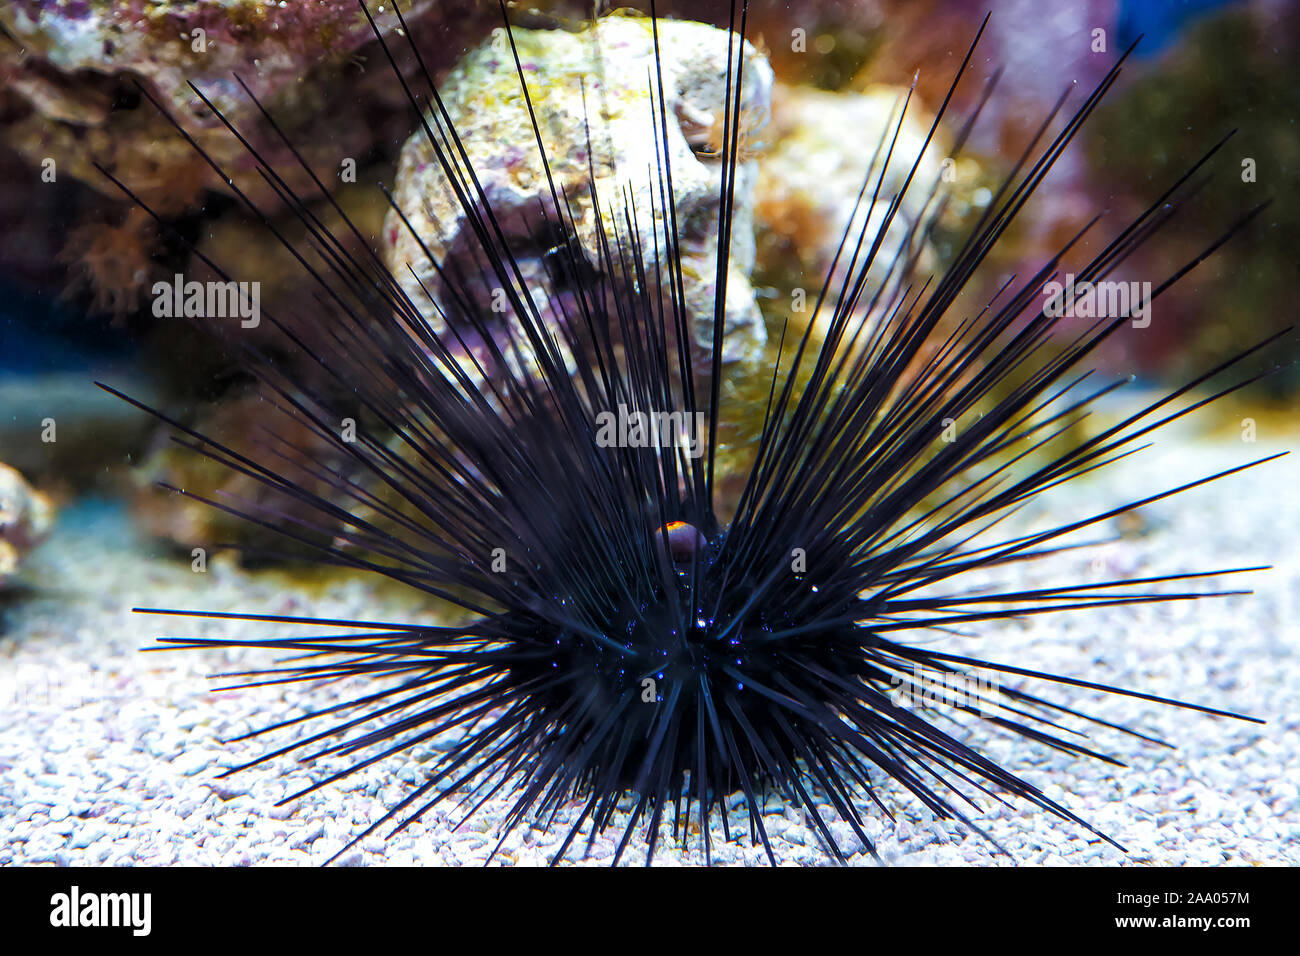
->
xmin=1119 ymin=0 xmax=1244 ymax=57
xmin=0 ymin=279 xmax=140 ymax=376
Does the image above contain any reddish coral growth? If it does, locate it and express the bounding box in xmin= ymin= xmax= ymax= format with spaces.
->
xmin=58 ymin=205 xmax=156 ymax=318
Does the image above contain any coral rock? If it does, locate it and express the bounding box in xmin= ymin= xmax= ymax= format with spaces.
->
xmin=0 ymin=0 xmax=462 ymax=212
xmin=129 ymin=390 xmax=349 ymax=561
xmin=383 ymin=15 xmax=774 ymax=383
xmin=0 ymin=462 xmax=54 ymax=586
xmin=755 ymin=82 xmax=986 ymax=338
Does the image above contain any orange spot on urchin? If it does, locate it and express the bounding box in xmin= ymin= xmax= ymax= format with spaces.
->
xmin=661 ymin=521 xmax=706 ymax=563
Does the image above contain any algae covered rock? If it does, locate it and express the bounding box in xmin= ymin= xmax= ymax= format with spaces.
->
xmin=127 ymin=388 xmax=357 ymax=563
xmin=382 ymin=14 xmax=774 ymax=383
xmin=754 ymin=82 xmax=989 ymax=345
xmin=0 ymin=0 xmax=494 ymax=322
xmin=0 ymin=0 xmax=447 ymax=210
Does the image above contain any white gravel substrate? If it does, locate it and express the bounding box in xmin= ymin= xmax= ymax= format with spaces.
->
xmin=1 ymin=424 xmax=1297 ymax=866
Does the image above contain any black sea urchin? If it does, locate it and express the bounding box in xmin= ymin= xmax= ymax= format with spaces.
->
xmin=101 ymin=0 xmax=1285 ymax=865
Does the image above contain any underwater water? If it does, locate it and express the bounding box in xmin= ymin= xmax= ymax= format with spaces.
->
xmin=0 ymin=0 xmax=1297 ymax=872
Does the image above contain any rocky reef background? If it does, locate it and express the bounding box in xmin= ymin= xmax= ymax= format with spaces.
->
xmin=0 ymin=0 xmax=1296 ymax=568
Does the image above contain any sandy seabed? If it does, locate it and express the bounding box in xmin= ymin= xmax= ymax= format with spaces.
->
xmin=2 ymin=426 xmax=1298 ymax=867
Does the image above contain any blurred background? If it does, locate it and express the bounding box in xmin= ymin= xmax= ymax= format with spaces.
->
xmin=1 ymin=0 xmax=1296 ymax=577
